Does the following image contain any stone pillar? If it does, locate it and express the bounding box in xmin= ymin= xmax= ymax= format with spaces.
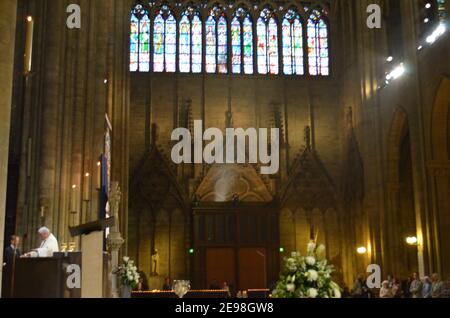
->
xmin=428 ymin=163 xmax=450 ymax=278
xmin=106 ymin=182 xmax=124 ymax=298
xmin=0 ymin=0 xmax=17 ymax=297
xmin=110 ymin=0 xmax=131 ymax=254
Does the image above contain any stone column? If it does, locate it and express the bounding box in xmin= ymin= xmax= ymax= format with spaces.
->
xmin=428 ymin=162 xmax=450 ymax=278
xmin=110 ymin=0 xmax=131 ymax=254
xmin=0 ymin=0 xmax=17 ymax=297
xmin=106 ymin=182 xmax=124 ymax=298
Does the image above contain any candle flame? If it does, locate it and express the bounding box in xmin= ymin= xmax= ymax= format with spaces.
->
xmin=27 ymin=16 xmax=33 ymax=22
xmin=72 ymin=184 xmax=77 ymax=189
xmin=85 ymin=173 xmax=90 ymax=177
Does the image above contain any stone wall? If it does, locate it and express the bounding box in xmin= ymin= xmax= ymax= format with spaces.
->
xmin=127 ymin=0 xmax=345 ymax=286
xmin=8 ymin=0 xmax=130 ymax=253
xmin=0 ymin=0 xmax=17 ymax=296
xmin=340 ymin=0 xmax=450 ymax=280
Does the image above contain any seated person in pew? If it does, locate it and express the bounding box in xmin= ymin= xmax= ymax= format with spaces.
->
xmin=162 ymin=277 xmax=172 ymax=291
xmin=21 ymin=227 xmax=59 ymax=258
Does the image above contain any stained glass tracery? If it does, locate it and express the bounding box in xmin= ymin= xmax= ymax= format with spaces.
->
xmin=179 ymin=7 xmax=203 ymax=73
xmin=307 ymin=9 xmax=329 ymax=76
xmin=257 ymin=8 xmax=279 ymax=75
xmin=129 ymin=3 xmax=330 ymax=76
xmin=206 ymin=6 xmax=228 ymax=74
xmin=282 ymin=9 xmax=304 ymax=75
xmin=130 ymin=5 xmax=150 ymax=72
xmin=231 ymin=7 xmax=253 ymax=74
xmin=153 ymin=6 xmax=176 ymax=72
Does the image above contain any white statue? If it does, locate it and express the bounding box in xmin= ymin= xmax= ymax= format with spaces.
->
xmin=151 ymin=249 xmax=159 ymax=276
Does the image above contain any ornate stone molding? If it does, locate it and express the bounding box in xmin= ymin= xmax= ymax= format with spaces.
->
xmin=279 ymin=126 xmax=338 ymax=212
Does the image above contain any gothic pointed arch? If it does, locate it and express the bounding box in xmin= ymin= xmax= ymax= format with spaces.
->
xmin=431 ymin=76 xmax=450 ymax=161
xmin=343 ymin=107 xmax=364 ymax=205
xmin=429 ymin=76 xmax=450 ymax=276
xmin=279 ymin=126 xmax=338 ymax=213
xmin=128 ymin=146 xmax=189 ymax=282
xmin=387 ymin=107 xmax=409 ymax=184
xmin=341 ymin=108 xmax=366 ymax=281
xmin=130 ymin=145 xmax=188 ymax=210
xmin=386 ymin=107 xmax=418 ymax=277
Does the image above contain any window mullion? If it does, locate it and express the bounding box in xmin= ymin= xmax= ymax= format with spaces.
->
xmin=150 ymin=14 xmax=154 ymax=73
xmin=163 ymin=19 xmax=166 ymax=72
xmin=293 ymin=22 xmax=296 ymax=74
xmin=137 ymin=16 xmax=141 ymax=71
xmin=266 ymin=23 xmax=269 ymax=74
xmin=216 ymin=19 xmax=219 ymax=74
xmin=316 ymin=23 xmax=320 ymax=74
xmin=190 ymin=18 xmax=193 ymax=73
xmin=240 ymin=19 xmax=244 ymax=74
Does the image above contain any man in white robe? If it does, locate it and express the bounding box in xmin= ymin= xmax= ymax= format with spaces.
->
xmin=22 ymin=227 xmax=59 ymax=258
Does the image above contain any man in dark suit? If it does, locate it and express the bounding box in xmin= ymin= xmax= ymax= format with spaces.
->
xmin=2 ymin=235 xmax=21 ymax=297
xmin=3 ymin=235 xmax=21 ymax=266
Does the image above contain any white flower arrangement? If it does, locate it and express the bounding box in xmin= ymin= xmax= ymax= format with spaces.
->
xmin=115 ymin=256 xmax=141 ymax=289
xmin=272 ymin=241 xmax=342 ymax=298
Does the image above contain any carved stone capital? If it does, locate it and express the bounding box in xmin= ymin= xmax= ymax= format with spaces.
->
xmin=106 ymin=232 xmax=124 ymax=252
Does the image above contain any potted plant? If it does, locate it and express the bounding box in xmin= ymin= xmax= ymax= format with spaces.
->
xmin=115 ymin=256 xmax=140 ymax=298
xmin=272 ymin=241 xmax=342 ymax=298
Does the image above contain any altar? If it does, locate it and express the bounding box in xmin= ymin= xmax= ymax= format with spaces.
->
xmin=11 ymin=252 xmax=81 ymax=298
xmin=131 ymin=289 xmax=270 ymax=299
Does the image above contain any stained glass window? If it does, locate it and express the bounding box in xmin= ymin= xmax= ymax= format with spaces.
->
xmin=257 ymin=8 xmax=279 ymax=75
xmin=205 ymin=6 xmax=228 ymax=74
xmin=179 ymin=8 xmax=203 ymax=73
xmin=130 ymin=4 xmax=150 ymax=72
xmin=153 ymin=14 xmax=164 ymax=72
xmin=231 ymin=16 xmax=241 ymax=73
xmin=307 ymin=9 xmax=329 ymax=76
xmin=243 ymin=16 xmax=253 ymax=74
xmin=282 ymin=9 xmax=304 ymax=75
xmin=129 ymin=3 xmax=331 ymax=76
xmin=205 ymin=16 xmax=216 ymax=73
xmin=130 ymin=14 xmax=139 ymax=72
xmin=231 ymin=7 xmax=253 ymax=74
xmin=153 ymin=6 xmax=176 ymax=72
xmin=192 ymin=15 xmax=202 ymax=73
xmin=217 ymin=16 xmax=228 ymax=73
xmin=179 ymin=14 xmax=191 ymax=73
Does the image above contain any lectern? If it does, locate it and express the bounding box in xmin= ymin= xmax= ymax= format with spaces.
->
xmin=69 ymin=217 xmax=115 ymax=298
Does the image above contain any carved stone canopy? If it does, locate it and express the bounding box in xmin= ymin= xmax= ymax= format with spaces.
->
xmin=195 ymin=164 xmax=273 ymax=202
xmin=280 ymin=142 xmax=337 ymax=212
xmin=130 ymin=146 xmax=187 ymax=211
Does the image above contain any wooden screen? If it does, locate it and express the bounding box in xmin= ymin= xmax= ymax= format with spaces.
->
xmin=191 ymin=203 xmax=279 ymax=290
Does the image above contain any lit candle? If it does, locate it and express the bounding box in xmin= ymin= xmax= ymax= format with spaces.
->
xmin=24 ymin=16 xmax=34 ymax=75
xmin=96 ymin=161 xmax=101 ymax=190
xmin=83 ymin=173 xmax=91 ymax=201
xmin=70 ymin=184 xmax=78 ymax=213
